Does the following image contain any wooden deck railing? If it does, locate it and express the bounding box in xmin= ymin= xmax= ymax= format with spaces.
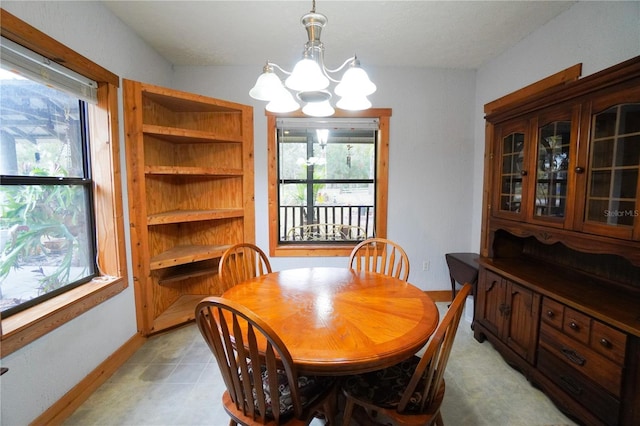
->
xmin=280 ymin=205 xmax=374 ymax=242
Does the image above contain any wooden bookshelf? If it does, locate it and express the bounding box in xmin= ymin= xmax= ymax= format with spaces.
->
xmin=124 ymin=79 xmax=255 ymax=335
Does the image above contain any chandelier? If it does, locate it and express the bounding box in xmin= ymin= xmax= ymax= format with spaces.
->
xmin=249 ymin=0 xmax=376 ymax=117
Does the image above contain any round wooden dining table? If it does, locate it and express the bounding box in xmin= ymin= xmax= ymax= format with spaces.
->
xmin=221 ymin=267 xmax=439 ymax=376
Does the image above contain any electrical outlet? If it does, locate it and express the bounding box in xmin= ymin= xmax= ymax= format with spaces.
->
xmin=422 ymin=260 xmax=430 ymax=271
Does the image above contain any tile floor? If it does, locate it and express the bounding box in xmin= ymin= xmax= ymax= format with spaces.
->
xmin=64 ymin=303 xmax=578 ymax=426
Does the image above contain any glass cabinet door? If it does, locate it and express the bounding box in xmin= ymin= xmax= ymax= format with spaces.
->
xmin=585 ymin=103 xmax=640 ymax=231
xmin=501 ymin=132 xmax=526 ymax=213
xmin=494 ymin=120 xmax=529 ymax=219
xmin=534 ymin=120 xmax=571 ymax=221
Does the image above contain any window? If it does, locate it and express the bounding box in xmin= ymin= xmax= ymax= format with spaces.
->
xmin=268 ymin=110 xmax=391 ymax=256
xmin=0 ymin=10 xmax=126 ymax=356
xmin=1 ymin=39 xmax=98 ymax=316
xmin=276 ymin=118 xmax=377 ymax=243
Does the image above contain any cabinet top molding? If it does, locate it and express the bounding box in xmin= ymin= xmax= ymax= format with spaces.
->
xmin=484 ymin=63 xmax=582 ymax=115
xmin=485 ymin=55 xmax=640 ymax=123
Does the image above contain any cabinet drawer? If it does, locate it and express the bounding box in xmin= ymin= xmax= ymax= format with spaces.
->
xmin=539 ymin=323 xmax=622 ymax=397
xmin=538 ymin=347 xmax=620 ymax=426
xmin=590 ymin=320 xmax=626 ymax=365
xmin=542 ymin=297 xmax=627 ymax=366
xmin=562 ymin=306 xmax=591 ymax=345
xmin=541 ymin=297 xmax=563 ymax=329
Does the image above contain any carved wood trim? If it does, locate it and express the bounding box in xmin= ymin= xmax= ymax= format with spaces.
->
xmin=490 ymin=218 xmax=640 ymax=267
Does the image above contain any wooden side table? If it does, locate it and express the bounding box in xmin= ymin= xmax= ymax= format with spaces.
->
xmin=445 ymin=253 xmax=479 ymax=327
xmin=445 ymin=252 xmax=479 ymax=300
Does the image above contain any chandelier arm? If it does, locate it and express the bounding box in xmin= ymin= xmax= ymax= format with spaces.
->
xmin=268 ymin=62 xmax=293 ymax=76
xmin=316 ymin=51 xmax=357 ymax=83
xmin=323 ymin=56 xmax=357 ymax=75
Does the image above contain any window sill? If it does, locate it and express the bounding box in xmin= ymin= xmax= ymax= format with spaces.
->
xmin=1 ymin=276 xmax=127 ymax=358
xmin=272 ymin=244 xmax=355 ymax=257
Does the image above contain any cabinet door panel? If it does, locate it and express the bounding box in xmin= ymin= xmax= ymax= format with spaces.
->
xmin=504 ymin=282 xmax=539 ymax=362
xmin=576 ymin=83 xmax=640 ymax=240
xmin=529 ymin=105 xmax=580 ymax=228
xmin=534 ymin=120 xmax=570 ymax=218
xmin=476 ymin=269 xmax=504 ymax=337
xmin=493 ymin=119 xmax=530 ymax=221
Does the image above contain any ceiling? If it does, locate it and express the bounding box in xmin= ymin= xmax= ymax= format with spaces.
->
xmin=102 ymin=0 xmax=575 ymax=70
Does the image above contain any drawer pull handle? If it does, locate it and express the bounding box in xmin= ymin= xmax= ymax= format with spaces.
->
xmin=561 ymin=347 xmax=585 ymax=366
xmin=568 ymin=321 xmax=579 ymax=331
xmin=546 ymin=310 xmax=554 ymax=318
xmin=560 ymin=374 xmax=583 ymax=396
xmin=600 ymin=338 xmax=611 ymax=348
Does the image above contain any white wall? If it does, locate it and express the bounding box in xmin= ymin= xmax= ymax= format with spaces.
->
xmin=172 ymin=65 xmax=477 ymax=292
xmin=0 ymin=1 xmax=638 ymax=424
xmin=470 ymin=1 xmax=640 ymax=249
xmin=171 ymin=2 xmax=640 ymax=294
xmin=0 ymin=2 xmax=173 ymax=425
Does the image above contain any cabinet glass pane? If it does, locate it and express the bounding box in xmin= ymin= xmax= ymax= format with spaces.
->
xmin=499 ymin=132 xmax=525 ymax=212
xmin=534 ymin=121 xmax=570 ymax=218
xmin=616 ymin=135 xmax=640 ymax=166
xmin=586 ymin=104 xmax=640 ymax=226
xmin=620 ymin=104 xmax=640 ymax=133
xmin=587 ymin=199 xmax=636 ymax=225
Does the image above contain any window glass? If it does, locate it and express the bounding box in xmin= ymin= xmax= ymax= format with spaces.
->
xmin=0 ymin=68 xmax=96 ymax=316
xmin=277 ymin=120 xmax=377 ymax=244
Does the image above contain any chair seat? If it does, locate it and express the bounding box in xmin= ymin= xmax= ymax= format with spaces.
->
xmin=248 ymin=364 xmax=335 ymax=418
xmin=342 ymin=356 xmax=427 ymax=413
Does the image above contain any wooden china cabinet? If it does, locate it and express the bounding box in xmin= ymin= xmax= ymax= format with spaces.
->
xmin=476 ymin=57 xmax=640 ymax=426
xmin=123 ymin=80 xmax=255 ymax=336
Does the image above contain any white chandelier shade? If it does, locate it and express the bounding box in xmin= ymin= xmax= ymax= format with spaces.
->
xmin=302 ymin=99 xmax=335 ymax=117
xmin=335 ymin=66 xmax=376 ymax=97
xmin=249 ymin=1 xmax=376 ymax=117
xmin=285 ymin=58 xmax=329 ymax=92
xmin=265 ymin=87 xmax=300 ymax=113
xmin=248 ymin=70 xmax=283 ymax=101
xmin=336 ymin=95 xmax=371 ymax=111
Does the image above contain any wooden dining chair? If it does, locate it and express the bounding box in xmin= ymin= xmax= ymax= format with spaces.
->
xmin=348 ymin=237 xmax=410 ymax=281
xmin=196 ymin=296 xmax=337 ymax=425
xmin=341 ymin=283 xmax=473 ymax=426
xmin=219 ymin=243 xmax=272 ymax=290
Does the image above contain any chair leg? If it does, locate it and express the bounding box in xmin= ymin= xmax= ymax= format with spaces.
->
xmin=434 ymin=411 xmax=444 ymax=426
xmin=323 ymin=395 xmax=336 ymax=424
xmin=228 ymin=420 xmax=237 ymax=426
xmin=342 ymin=398 xmax=355 ymax=425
